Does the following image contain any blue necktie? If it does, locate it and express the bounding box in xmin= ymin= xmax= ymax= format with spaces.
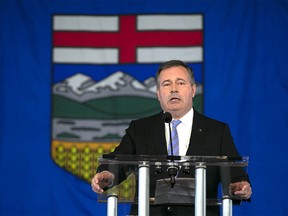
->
xmin=168 ymin=120 xmax=181 ymax=156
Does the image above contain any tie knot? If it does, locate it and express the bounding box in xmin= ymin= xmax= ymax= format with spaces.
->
xmin=172 ymin=120 xmax=181 ymax=128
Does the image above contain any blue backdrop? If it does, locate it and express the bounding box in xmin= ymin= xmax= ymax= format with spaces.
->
xmin=1 ymin=1 xmax=288 ymax=215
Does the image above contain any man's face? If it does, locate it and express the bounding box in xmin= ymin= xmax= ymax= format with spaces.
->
xmin=156 ymin=66 xmax=196 ymax=118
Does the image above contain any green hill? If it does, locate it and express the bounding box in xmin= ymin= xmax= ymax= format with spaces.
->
xmin=52 ymin=94 xmax=203 ymax=119
xmin=52 ymin=95 xmax=161 ymax=119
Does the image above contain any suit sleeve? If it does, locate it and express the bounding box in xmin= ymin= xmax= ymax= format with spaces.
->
xmin=220 ymin=123 xmax=250 ymax=183
xmin=113 ymin=120 xmax=136 ymax=155
xmin=97 ymin=121 xmax=137 ymax=186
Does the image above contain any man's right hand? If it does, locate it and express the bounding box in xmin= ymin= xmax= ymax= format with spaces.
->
xmin=91 ymin=171 xmax=115 ymax=194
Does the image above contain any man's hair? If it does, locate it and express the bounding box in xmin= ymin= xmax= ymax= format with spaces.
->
xmin=155 ymin=60 xmax=195 ymax=88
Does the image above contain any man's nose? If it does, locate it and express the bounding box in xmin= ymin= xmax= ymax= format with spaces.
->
xmin=170 ymin=84 xmax=178 ymax=93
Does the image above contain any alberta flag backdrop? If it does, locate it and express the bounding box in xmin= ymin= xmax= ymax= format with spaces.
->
xmin=1 ymin=1 xmax=288 ymax=215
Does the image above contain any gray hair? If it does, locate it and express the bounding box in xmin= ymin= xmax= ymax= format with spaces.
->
xmin=155 ymin=60 xmax=195 ymax=88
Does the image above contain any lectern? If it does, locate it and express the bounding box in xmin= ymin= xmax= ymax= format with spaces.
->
xmin=98 ymin=155 xmax=249 ymax=216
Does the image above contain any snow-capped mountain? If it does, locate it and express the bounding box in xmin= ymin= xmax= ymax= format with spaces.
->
xmin=53 ymin=71 xmax=157 ymax=102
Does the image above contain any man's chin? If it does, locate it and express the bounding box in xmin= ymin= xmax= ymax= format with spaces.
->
xmin=166 ymin=107 xmax=182 ymax=113
xmin=169 ymin=106 xmax=181 ymax=111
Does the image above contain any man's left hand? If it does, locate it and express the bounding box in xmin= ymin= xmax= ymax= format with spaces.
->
xmin=229 ymin=181 xmax=252 ymax=200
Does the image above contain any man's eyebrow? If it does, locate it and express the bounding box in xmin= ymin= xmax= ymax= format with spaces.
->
xmin=161 ymin=78 xmax=187 ymax=84
xmin=161 ymin=79 xmax=172 ymax=84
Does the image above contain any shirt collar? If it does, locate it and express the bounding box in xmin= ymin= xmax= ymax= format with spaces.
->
xmin=177 ymin=108 xmax=194 ymax=128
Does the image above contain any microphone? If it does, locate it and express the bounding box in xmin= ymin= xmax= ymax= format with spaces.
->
xmin=163 ymin=112 xmax=174 ymax=158
xmin=163 ymin=112 xmax=179 ymax=188
xmin=163 ymin=112 xmax=172 ymax=123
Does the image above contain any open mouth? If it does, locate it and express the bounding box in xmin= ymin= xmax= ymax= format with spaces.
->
xmin=170 ymin=97 xmax=180 ymax=102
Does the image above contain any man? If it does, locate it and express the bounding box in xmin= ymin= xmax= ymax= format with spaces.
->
xmin=91 ymin=60 xmax=252 ymax=215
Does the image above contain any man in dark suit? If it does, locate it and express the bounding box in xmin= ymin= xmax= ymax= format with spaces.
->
xmin=91 ymin=60 xmax=252 ymax=215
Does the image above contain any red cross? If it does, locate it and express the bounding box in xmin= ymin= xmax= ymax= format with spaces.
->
xmin=53 ymin=15 xmax=203 ymax=64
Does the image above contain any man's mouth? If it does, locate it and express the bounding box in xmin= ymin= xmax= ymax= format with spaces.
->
xmin=170 ymin=97 xmax=180 ymax=102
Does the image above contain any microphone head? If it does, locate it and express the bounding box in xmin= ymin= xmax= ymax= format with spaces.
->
xmin=163 ymin=112 xmax=172 ymax=123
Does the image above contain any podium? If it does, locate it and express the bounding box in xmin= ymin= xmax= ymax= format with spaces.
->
xmin=97 ymin=155 xmax=249 ymax=216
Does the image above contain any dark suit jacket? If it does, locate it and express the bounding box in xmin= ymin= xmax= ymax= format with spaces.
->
xmin=99 ymin=109 xmax=248 ymax=215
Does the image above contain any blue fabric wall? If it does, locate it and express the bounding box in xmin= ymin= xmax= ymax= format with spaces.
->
xmin=0 ymin=1 xmax=287 ymax=215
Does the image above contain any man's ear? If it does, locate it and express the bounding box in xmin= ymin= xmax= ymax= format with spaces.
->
xmin=156 ymin=88 xmax=160 ymax=101
xmin=192 ymin=84 xmax=197 ymax=98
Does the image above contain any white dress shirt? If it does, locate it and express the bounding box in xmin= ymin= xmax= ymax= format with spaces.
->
xmin=165 ymin=108 xmax=194 ymax=156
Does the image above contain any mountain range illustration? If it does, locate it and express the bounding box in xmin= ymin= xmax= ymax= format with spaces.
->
xmin=53 ymin=71 xmax=157 ymax=103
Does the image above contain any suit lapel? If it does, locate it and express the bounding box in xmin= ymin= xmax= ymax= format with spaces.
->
xmin=186 ymin=110 xmax=207 ymax=156
xmin=151 ymin=112 xmax=168 ymax=155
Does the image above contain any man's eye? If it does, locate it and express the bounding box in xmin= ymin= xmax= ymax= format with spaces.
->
xmin=163 ymin=83 xmax=170 ymax=87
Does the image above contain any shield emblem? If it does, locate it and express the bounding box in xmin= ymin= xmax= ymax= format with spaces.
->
xmin=51 ymin=14 xmax=204 ymax=199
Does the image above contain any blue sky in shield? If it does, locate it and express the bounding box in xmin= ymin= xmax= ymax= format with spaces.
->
xmin=52 ymin=63 xmax=203 ymax=83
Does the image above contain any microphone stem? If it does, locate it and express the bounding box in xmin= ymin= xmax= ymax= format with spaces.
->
xmin=168 ymin=122 xmax=174 ymax=159
xmin=168 ymin=121 xmax=178 ymax=188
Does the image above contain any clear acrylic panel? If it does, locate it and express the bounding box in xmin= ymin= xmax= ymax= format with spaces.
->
xmin=97 ymin=155 xmax=249 ymax=214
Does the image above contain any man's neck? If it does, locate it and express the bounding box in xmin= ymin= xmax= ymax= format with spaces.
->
xmin=170 ymin=107 xmax=193 ymax=120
